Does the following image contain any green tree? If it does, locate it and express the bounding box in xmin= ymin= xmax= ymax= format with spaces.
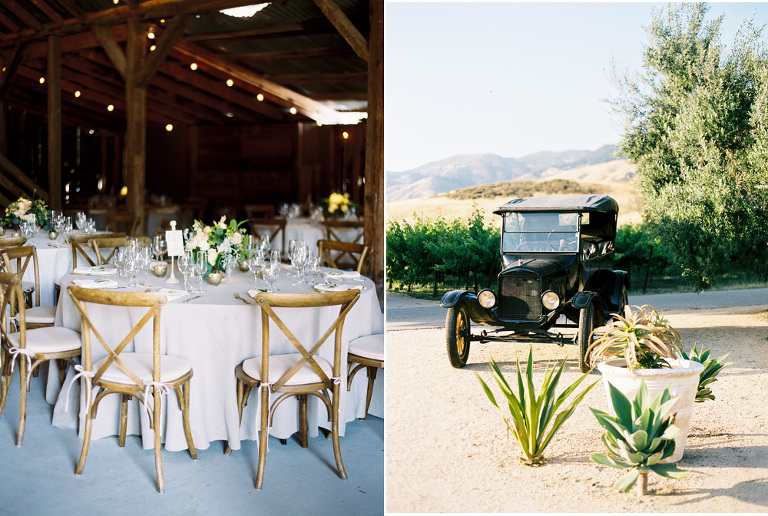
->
xmin=610 ymin=3 xmax=768 ymax=289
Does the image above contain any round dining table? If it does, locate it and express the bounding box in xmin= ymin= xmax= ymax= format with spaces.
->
xmin=49 ymin=262 xmax=383 ymax=452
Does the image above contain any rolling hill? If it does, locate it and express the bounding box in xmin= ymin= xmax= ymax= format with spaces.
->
xmin=386 ymin=145 xmax=626 ymax=201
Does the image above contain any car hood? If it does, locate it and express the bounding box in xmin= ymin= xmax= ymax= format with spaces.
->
xmin=501 ymin=256 xmax=575 ymax=276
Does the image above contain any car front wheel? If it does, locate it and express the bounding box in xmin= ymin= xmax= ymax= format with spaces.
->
xmin=577 ymin=303 xmax=596 ymax=373
xmin=446 ymin=304 xmax=471 ymax=368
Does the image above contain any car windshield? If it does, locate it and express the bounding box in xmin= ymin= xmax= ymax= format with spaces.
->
xmin=502 ymin=212 xmax=580 ymax=253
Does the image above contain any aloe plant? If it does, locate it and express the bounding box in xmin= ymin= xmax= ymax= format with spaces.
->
xmin=477 ymin=347 xmax=599 ymax=465
xmin=587 ymin=304 xmax=682 ymax=371
xmin=590 ymin=379 xmax=688 ymax=495
xmin=681 ymin=344 xmax=732 ymax=402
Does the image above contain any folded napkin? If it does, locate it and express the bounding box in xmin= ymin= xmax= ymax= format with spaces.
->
xmin=158 ymin=288 xmax=188 ymax=302
xmin=313 ymin=283 xmax=364 ymax=292
xmin=73 ymin=265 xmax=118 ymax=275
xmin=72 ymin=278 xmax=119 ymax=289
xmin=323 ymin=270 xmax=362 ymax=280
xmin=247 ymin=288 xmax=267 ymax=298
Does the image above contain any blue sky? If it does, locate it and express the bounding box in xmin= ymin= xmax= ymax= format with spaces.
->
xmin=384 ymin=1 xmax=768 ymax=172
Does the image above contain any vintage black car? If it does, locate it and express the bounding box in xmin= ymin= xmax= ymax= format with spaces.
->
xmin=441 ymin=194 xmax=628 ymax=372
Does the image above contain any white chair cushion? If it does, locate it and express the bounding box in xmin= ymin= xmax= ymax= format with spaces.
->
xmin=242 ymin=353 xmax=333 ymax=386
xmin=93 ymin=352 xmax=192 ymax=385
xmin=348 ymin=334 xmax=384 ymax=362
xmin=15 ymin=306 xmax=56 ymax=325
xmin=7 ymin=327 xmax=81 ymax=354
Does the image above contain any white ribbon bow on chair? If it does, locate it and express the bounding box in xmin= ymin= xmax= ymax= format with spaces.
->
xmin=64 ymin=364 xmax=96 ymax=413
xmin=8 ymin=347 xmax=35 ymax=389
xmin=143 ymin=380 xmax=171 ymax=423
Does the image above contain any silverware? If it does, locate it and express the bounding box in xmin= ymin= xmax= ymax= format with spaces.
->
xmin=184 ymin=295 xmax=202 ymax=303
xmin=234 ymin=292 xmax=250 ymax=304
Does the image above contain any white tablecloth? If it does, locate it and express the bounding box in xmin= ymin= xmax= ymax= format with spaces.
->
xmin=49 ymin=264 xmax=383 ymax=452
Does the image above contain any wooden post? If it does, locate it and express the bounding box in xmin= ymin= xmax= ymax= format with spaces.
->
xmin=47 ymin=35 xmax=62 ymax=210
xmin=363 ymin=0 xmax=384 ymax=303
xmin=125 ymin=17 xmax=146 ymax=228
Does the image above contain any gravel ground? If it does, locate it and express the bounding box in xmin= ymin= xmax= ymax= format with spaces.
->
xmin=384 ymin=293 xmax=768 ymax=513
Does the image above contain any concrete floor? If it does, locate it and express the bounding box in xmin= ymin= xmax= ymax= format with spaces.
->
xmin=0 ymin=373 xmax=383 ymax=515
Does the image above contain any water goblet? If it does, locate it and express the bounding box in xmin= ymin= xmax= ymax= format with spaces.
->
xmin=248 ymin=250 xmax=265 ymax=288
xmin=177 ymin=251 xmax=191 ymax=293
xmin=263 ymin=268 xmax=278 ymax=292
xmin=114 ymin=248 xmax=128 ymax=277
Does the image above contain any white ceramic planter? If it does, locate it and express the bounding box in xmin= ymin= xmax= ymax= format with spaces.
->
xmin=597 ymin=358 xmax=704 ymax=463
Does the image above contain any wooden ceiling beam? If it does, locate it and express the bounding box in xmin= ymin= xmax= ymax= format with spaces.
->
xmin=272 ymin=72 xmax=367 ymax=85
xmin=310 ymin=0 xmax=368 ymax=62
xmin=0 ymin=41 xmax=23 ymax=100
xmin=0 ymin=12 xmax=22 ymax=34
xmin=160 ymin=57 xmax=287 ymax=120
xmin=92 ymin=25 xmax=126 ymax=79
xmin=29 ymin=0 xmax=65 ymax=26
xmin=184 ymin=20 xmax=332 ymax=43
xmin=232 ymin=46 xmax=356 ymax=62
xmin=138 ymin=15 xmax=189 ymax=88
xmin=23 ymin=25 xmax=126 ymax=59
xmin=4 ymin=0 xmax=44 ymax=31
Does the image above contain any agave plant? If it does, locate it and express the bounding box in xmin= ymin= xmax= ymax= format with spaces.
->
xmin=477 ymin=347 xmax=599 ymax=465
xmin=590 ymin=379 xmax=688 ymax=495
xmin=681 ymin=344 xmax=732 ymax=402
xmin=587 ymin=304 xmax=682 ymax=371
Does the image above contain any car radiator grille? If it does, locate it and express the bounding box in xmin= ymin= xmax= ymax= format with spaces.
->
xmin=499 ymin=273 xmax=542 ymax=320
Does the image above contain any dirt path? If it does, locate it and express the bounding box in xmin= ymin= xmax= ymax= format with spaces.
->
xmin=385 ymin=298 xmax=768 ymax=512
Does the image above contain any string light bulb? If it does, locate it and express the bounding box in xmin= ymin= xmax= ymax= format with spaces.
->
xmin=149 ymin=45 xmax=156 ymax=51
xmin=190 ymin=63 xmax=198 ymax=71
xmin=39 ymin=77 xmax=45 ymax=84
xmin=289 ymin=107 xmax=297 ymax=115
xmin=342 ymin=131 xmax=349 ymax=140
xmin=257 ymin=93 xmax=264 ymax=101
xmin=107 ymin=104 xmax=114 ymax=112
xmin=74 ymin=90 xmax=81 ymax=98
xmin=226 ymin=78 xmax=234 ymax=87
xmin=165 ymin=124 xmax=174 ymax=132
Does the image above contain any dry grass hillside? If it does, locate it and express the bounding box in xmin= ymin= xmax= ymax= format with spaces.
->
xmin=386 ymin=160 xmax=642 ymax=228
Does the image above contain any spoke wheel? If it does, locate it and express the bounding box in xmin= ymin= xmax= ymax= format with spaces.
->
xmin=446 ymin=304 xmax=471 ymax=368
xmin=577 ymin=302 xmax=596 ymax=373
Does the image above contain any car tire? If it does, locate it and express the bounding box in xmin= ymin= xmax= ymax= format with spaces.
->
xmin=446 ymin=303 xmax=471 ymax=368
xmin=577 ymin=302 xmax=595 ymax=373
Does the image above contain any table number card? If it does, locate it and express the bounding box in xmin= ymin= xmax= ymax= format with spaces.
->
xmin=165 ymin=221 xmax=184 ymax=257
xmin=165 ymin=221 xmax=184 ymax=283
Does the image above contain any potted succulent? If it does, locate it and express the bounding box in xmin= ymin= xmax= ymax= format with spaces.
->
xmin=590 ymin=379 xmax=688 ymax=496
xmin=477 ymin=347 xmax=599 ymax=465
xmin=586 ymin=304 xmax=704 ymax=462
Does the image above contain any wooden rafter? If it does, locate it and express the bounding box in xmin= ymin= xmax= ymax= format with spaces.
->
xmin=311 ymin=0 xmax=368 ymax=62
xmin=184 ymin=20 xmax=332 ymax=43
xmin=173 ymin=39 xmax=355 ymax=124
xmin=92 ymin=25 xmax=126 ymax=79
xmin=4 ymin=0 xmax=44 ymax=31
xmin=232 ymin=46 xmax=356 ymax=62
xmin=29 ymin=0 xmax=65 ymax=25
xmin=0 ymin=41 xmax=23 ymax=100
xmin=137 ymin=14 xmax=189 ymax=88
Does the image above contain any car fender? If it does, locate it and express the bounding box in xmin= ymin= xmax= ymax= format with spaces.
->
xmin=440 ymin=290 xmax=498 ymax=325
xmin=571 ymin=291 xmax=600 ymax=310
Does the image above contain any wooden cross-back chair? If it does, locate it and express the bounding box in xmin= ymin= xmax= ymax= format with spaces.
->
xmin=346 ymin=334 xmax=384 ymax=419
xmin=243 ymin=204 xmax=275 ymax=219
xmin=88 ymin=236 xmax=130 ymax=265
xmin=248 ymin=218 xmax=287 ymax=258
xmin=317 ymin=239 xmax=370 ymax=274
xmin=69 ymin=232 xmax=126 ymax=269
xmin=105 ymin=212 xmax=142 ymax=237
xmin=0 ymin=272 xmax=81 ymax=447
xmin=0 ymin=246 xmax=56 ymax=329
xmin=228 ymin=289 xmax=360 ymax=489
xmin=66 ymin=286 xmax=197 ymax=493
xmin=323 ymin=219 xmax=364 ymax=245
xmin=0 ymin=236 xmax=27 ymax=249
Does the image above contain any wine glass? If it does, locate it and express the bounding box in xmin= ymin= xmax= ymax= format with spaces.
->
xmin=263 ymin=267 xmax=278 ymax=292
xmin=114 ymin=248 xmax=128 ymax=277
xmin=248 ymin=249 xmax=265 ymax=288
xmin=291 ymin=241 xmax=308 ymax=286
xmin=153 ymin=235 xmax=167 ymax=262
xmin=177 ymin=250 xmax=191 ymax=293
xmin=125 ymin=252 xmax=140 ymax=288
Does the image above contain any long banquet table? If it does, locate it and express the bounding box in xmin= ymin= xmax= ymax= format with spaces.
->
xmin=49 ymin=262 xmax=383 ymax=452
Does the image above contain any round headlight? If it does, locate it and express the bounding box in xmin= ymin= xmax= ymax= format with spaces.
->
xmin=477 ymin=289 xmax=496 ymax=308
xmin=541 ymin=291 xmax=560 ymax=310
